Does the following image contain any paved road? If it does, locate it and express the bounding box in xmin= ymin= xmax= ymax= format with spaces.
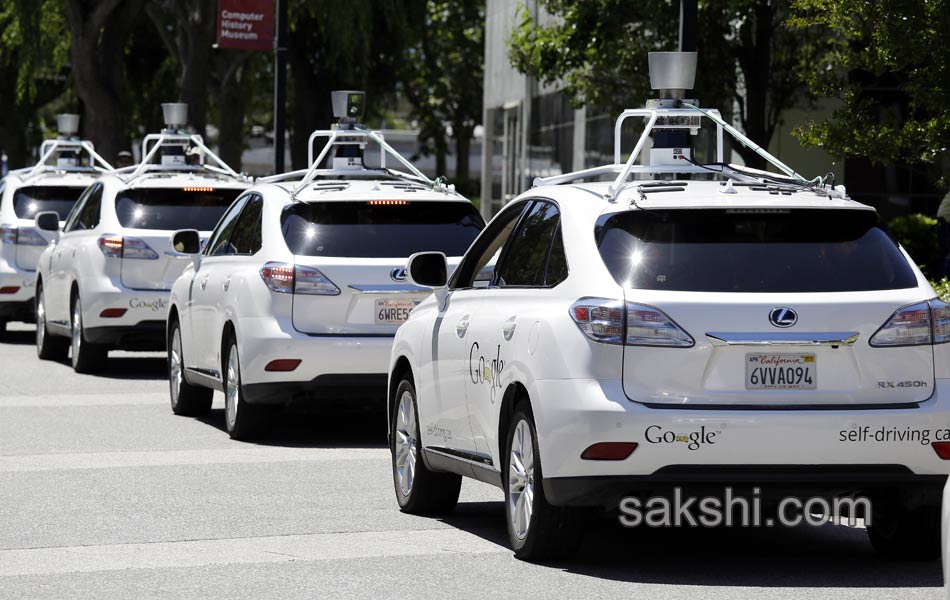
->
xmin=0 ymin=323 xmax=943 ymax=599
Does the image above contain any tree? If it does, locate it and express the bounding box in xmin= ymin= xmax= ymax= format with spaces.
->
xmin=62 ymin=0 xmax=148 ymax=162
xmin=402 ymin=0 xmax=485 ymax=195
xmin=789 ymin=0 xmax=950 ymax=176
xmin=287 ymin=0 xmax=419 ymax=170
xmin=508 ymin=0 xmax=827 ymax=170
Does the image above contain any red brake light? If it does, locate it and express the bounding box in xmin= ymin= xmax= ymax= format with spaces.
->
xmin=100 ymin=308 xmax=128 ymax=318
xmin=932 ymin=442 xmax=950 ymax=460
xmin=265 ymin=359 xmax=301 ymax=372
xmin=368 ymin=200 xmax=408 ymax=205
xmin=183 ymin=187 xmax=214 ymax=192
xmin=97 ymin=235 xmax=124 ymax=258
xmin=581 ymin=442 xmax=638 ymax=460
xmin=0 ymin=286 xmax=20 ymax=295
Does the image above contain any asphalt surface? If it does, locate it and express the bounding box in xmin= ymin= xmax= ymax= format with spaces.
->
xmin=0 ymin=322 xmax=944 ymax=599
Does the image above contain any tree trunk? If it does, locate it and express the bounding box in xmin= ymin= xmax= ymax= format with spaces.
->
xmin=734 ymin=2 xmax=774 ymax=171
xmin=217 ymin=53 xmax=253 ymax=171
xmin=174 ymin=0 xmax=215 ymax=136
xmin=63 ymin=0 xmax=145 ymax=162
xmin=454 ymin=125 xmax=472 ymax=194
xmin=288 ymin=32 xmax=333 ymax=171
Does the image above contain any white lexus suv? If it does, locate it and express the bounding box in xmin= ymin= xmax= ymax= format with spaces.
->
xmin=0 ymin=115 xmax=112 ymax=334
xmin=166 ymin=94 xmax=484 ymax=439
xmin=388 ymin=53 xmax=950 ymax=561
xmin=35 ymin=104 xmax=250 ymax=372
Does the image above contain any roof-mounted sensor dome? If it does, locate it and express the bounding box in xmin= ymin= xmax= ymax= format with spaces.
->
xmin=648 ymin=52 xmax=697 ymax=99
xmin=56 ymin=114 xmax=80 ymax=138
xmin=161 ymin=103 xmax=189 ymax=130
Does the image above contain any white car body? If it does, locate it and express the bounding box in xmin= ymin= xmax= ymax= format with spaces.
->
xmin=389 ymin=164 xmax=950 ymax=558
xmin=34 ymin=169 xmax=248 ymax=367
xmin=167 ymin=172 xmax=484 ymax=436
xmin=0 ymin=160 xmax=106 ymax=329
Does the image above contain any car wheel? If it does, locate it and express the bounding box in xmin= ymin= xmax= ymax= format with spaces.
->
xmin=390 ymin=377 xmax=461 ymax=515
xmin=71 ymin=295 xmax=107 ymax=374
xmin=168 ymin=320 xmax=212 ymax=416
xmin=36 ymin=286 xmax=68 ymax=361
xmin=867 ymin=502 xmax=940 ymax=560
xmin=223 ymin=339 xmax=267 ymax=440
xmin=505 ymin=404 xmax=584 ymax=561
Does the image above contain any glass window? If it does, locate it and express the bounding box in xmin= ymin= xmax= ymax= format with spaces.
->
xmin=281 ymin=201 xmax=484 ymax=258
xmin=545 ymin=222 xmax=568 ymax=286
xmin=596 ymin=208 xmax=918 ymax=293
xmin=114 ymin=188 xmax=241 ymax=231
xmin=205 ymin=196 xmax=248 ymax=257
xmin=229 ymin=195 xmax=263 ymax=255
xmin=65 ymin=184 xmax=102 ymax=232
xmin=496 ymin=201 xmax=561 ymax=287
xmin=13 ymin=185 xmax=86 ymax=220
xmin=451 ymin=202 xmax=528 ymax=289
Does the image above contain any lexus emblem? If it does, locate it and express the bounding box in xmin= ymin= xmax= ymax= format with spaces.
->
xmin=769 ymin=307 xmax=798 ymax=328
xmin=390 ymin=267 xmax=408 ymax=282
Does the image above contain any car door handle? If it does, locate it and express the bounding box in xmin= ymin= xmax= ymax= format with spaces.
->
xmin=502 ymin=318 xmax=517 ymax=341
xmin=455 ymin=316 xmax=470 ymax=338
xmin=200 ymin=277 xmax=209 ymax=290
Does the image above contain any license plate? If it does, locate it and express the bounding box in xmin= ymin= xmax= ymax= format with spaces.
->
xmin=375 ymin=298 xmax=418 ymax=325
xmin=745 ymin=354 xmax=816 ymax=390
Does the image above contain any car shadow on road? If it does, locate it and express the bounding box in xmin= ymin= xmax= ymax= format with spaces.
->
xmin=94 ymin=356 xmax=168 ymax=380
xmin=441 ymin=505 xmax=942 ymax=588
xmin=195 ymin=406 xmax=389 ymax=449
xmin=0 ymin=328 xmax=34 ymax=346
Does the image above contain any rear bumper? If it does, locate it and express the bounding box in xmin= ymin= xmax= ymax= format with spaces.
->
xmin=85 ymin=320 xmax=166 ymax=350
xmin=236 ymin=316 xmax=395 ymax=402
xmin=244 ymin=374 xmax=389 ymax=407
xmin=530 ymin=378 xmax=950 ymax=502
xmin=0 ymin=262 xmax=37 ymax=316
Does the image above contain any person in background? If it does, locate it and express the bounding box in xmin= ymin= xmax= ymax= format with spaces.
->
xmin=115 ymin=151 xmax=134 ymax=168
xmin=185 ymin=146 xmax=201 ymax=166
xmin=937 ymin=190 xmax=950 ymax=278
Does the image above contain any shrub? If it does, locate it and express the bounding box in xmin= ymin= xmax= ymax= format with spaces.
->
xmin=888 ymin=214 xmax=942 ymax=277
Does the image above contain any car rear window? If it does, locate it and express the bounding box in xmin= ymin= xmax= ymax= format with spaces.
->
xmin=13 ymin=186 xmax=86 ymax=220
xmin=597 ymin=208 xmax=918 ymax=293
xmin=115 ymin=188 xmax=241 ymax=231
xmin=281 ymin=201 xmax=485 ymax=258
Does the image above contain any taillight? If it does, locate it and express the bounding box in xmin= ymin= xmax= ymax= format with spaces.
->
xmin=97 ymin=235 xmax=159 ymax=260
xmin=0 ymin=225 xmax=48 ymax=246
xmin=259 ymin=262 xmax=340 ymax=296
xmin=869 ymin=299 xmax=950 ymax=347
xmin=570 ymin=298 xmax=693 ymax=347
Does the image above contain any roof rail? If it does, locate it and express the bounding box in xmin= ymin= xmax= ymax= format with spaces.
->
xmin=287 ymin=127 xmax=453 ymax=200
xmin=11 ymin=139 xmax=113 ymax=181
xmin=533 ymin=103 xmax=829 ymax=201
xmin=119 ymin=132 xmax=247 ymax=183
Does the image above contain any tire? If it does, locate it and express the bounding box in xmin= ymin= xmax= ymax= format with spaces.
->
xmin=391 ymin=377 xmax=461 ymax=514
xmin=505 ymin=404 xmax=584 ymax=561
xmin=223 ymin=338 xmax=269 ymax=440
xmin=70 ymin=295 xmax=107 ymax=374
xmin=35 ymin=286 xmax=68 ymax=361
xmin=867 ymin=502 xmax=941 ymax=560
xmin=168 ymin=320 xmax=212 ymax=416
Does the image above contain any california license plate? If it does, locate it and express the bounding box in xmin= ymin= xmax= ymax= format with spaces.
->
xmin=745 ymin=354 xmax=816 ymax=390
xmin=375 ymin=298 xmax=418 ymax=324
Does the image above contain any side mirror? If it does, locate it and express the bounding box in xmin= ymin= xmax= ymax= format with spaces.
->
xmin=35 ymin=211 xmax=60 ymax=232
xmin=170 ymin=229 xmax=200 ymax=255
xmin=407 ymin=252 xmax=448 ymax=288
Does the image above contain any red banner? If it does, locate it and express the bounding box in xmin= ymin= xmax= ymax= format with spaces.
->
xmin=216 ymin=0 xmax=274 ymax=51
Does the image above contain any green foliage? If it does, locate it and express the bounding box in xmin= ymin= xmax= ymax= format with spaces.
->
xmin=507 ymin=0 xmax=830 ymax=168
xmin=789 ymin=0 xmax=950 ymax=171
xmin=931 ymin=278 xmax=950 ymax=302
xmin=888 ymin=213 xmax=941 ymax=277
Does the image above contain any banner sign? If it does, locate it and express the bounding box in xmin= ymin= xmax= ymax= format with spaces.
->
xmin=217 ymin=0 xmax=274 ymax=51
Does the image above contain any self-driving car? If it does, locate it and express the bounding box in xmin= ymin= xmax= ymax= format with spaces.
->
xmin=388 ymin=52 xmax=950 ymax=561
xmin=0 ymin=115 xmax=112 ymax=333
xmin=166 ymin=91 xmax=484 ymax=439
xmin=35 ymin=104 xmax=250 ymax=372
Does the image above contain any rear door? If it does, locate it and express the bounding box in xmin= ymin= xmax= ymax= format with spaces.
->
xmin=282 ymin=200 xmax=484 ymax=336
xmin=13 ymin=185 xmax=86 ymax=271
xmin=114 ymin=187 xmax=241 ymax=291
xmin=48 ymin=184 xmax=102 ymax=324
xmin=595 ymin=207 xmax=933 ymax=407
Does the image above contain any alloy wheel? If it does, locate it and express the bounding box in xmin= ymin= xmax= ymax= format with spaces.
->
xmin=169 ymin=327 xmax=183 ymax=409
xmin=508 ymin=419 xmax=535 ymax=540
xmin=394 ymin=390 xmax=418 ymax=497
xmin=225 ymin=344 xmax=239 ymax=431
